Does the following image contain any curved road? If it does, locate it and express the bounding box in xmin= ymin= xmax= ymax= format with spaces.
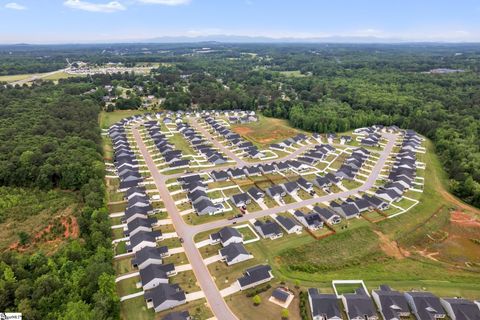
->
xmin=132 ymin=126 xmax=397 ymax=320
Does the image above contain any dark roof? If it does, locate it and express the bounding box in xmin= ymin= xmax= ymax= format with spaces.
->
xmin=308 ymin=288 xmax=342 ymax=319
xmin=132 ymin=246 xmax=168 ymax=266
xmin=254 ymin=220 xmax=282 ymax=237
xmin=272 ymin=288 xmax=290 ymax=302
xmin=344 ymin=288 xmax=377 ymax=319
xmin=238 ymin=265 xmax=272 ymax=287
xmin=406 ymin=292 xmax=446 ymax=320
xmin=139 ymin=263 xmax=175 ymax=285
xmin=220 ymin=243 xmax=249 ymax=263
xmin=247 ymin=187 xmax=264 ymax=200
xmin=276 ymin=215 xmax=300 ymax=231
xmin=373 ymin=285 xmax=410 ymax=320
xmin=441 ymin=298 xmax=480 ymax=320
xmin=211 ymin=227 xmax=242 ymax=243
xmin=144 ymin=283 xmax=185 ymax=307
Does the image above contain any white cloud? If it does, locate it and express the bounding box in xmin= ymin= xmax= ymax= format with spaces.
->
xmin=5 ymin=2 xmax=27 ymax=10
xmin=64 ymin=0 xmax=126 ymax=13
xmin=137 ymin=0 xmax=190 ymax=5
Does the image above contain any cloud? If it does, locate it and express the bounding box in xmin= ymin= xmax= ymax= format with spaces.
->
xmin=137 ymin=0 xmax=190 ymax=5
xmin=64 ymin=0 xmax=126 ymax=12
xmin=5 ymin=2 xmax=27 ymax=10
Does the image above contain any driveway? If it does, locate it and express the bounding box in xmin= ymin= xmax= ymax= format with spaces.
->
xmin=131 ymin=125 xmax=397 ymax=320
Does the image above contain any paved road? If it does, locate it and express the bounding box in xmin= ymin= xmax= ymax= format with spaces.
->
xmin=133 ymin=127 xmax=239 ymax=320
xmin=132 ymin=125 xmax=397 ymax=320
xmin=189 ymin=117 xmax=247 ymax=167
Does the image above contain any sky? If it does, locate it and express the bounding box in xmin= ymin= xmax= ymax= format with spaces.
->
xmin=0 ymin=0 xmax=479 ymax=43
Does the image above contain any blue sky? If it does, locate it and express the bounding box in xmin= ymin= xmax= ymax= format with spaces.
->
xmin=0 ymin=0 xmax=479 ymax=43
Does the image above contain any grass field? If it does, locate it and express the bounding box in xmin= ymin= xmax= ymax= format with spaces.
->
xmin=0 ymin=71 xmax=81 ymax=83
xmin=99 ymin=110 xmax=148 ymax=129
xmin=278 ymin=70 xmax=307 ymax=77
xmin=231 ymin=115 xmax=304 ymax=147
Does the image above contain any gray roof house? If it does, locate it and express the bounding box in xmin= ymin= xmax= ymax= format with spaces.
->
xmin=132 ymin=246 xmax=169 ymax=270
xmin=127 ymin=230 xmax=163 ymax=253
xmin=440 ymin=298 xmax=480 ymax=320
xmin=193 ymin=199 xmax=221 ymax=216
xmin=144 ymin=283 xmax=186 ymax=313
xmin=276 ymin=215 xmax=303 ymax=234
xmin=230 ymin=192 xmax=252 ymax=207
xmin=247 ymin=187 xmax=265 ymax=202
xmin=237 ymin=265 xmax=274 ymax=290
xmin=342 ymin=288 xmax=378 ymax=320
xmin=281 ymin=181 xmax=299 ymax=195
xmin=139 ymin=263 xmax=176 ymax=290
xmin=313 ymin=206 xmax=342 ymax=225
xmin=219 ymin=242 xmax=253 ymax=266
xmin=254 ymin=220 xmax=283 ymax=239
xmin=210 ymin=227 xmax=243 ymax=247
xmin=308 ymin=288 xmax=343 ymax=320
xmin=266 ymin=185 xmax=286 ymax=199
xmin=404 ymin=292 xmax=446 ymax=320
xmin=294 ymin=210 xmax=324 ymax=230
xmin=330 ymin=202 xmax=360 ymax=219
xmin=211 ymin=170 xmax=229 ymax=181
xmin=372 ymin=285 xmax=411 ymax=320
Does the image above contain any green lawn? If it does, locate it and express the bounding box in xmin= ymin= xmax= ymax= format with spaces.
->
xmin=99 ymin=110 xmax=148 ymax=129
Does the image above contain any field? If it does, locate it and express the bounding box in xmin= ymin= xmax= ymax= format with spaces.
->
xmin=0 ymin=70 xmax=81 ymax=83
xmin=99 ymin=110 xmax=149 ymax=129
xmin=231 ymin=115 xmax=304 ymax=147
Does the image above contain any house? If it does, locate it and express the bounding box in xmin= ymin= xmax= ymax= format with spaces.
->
xmin=294 ymin=210 xmax=324 ymax=230
xmin=228 ymin=168 xmax=246 ymax=179
xmin=188 ymin=190 xmax=209 ymax=205
xmin=313 ymin=206 xmax=342 ymax=225
xmin=230 ymin=192 xmax=252 ymax=208
xmin=440 ymin=298 xmax=480 ymax=320
xmin=372 ymin=285 xmax=411 ymax=320
xmin=349 ymin=198 xmax=371 ymax=213
xmin=219 ymin=242 xmax=253 ymax=265
xmin=210 ymin=227 xmax=243 ymax=247
xmin=162 ymin=311 xmax=191 ymax=320
xmin=124 ymin=218 xmax=157 ymax=237
xmin=244 ymin=166 xmax=262 ymax=176
xmin=139 ymin=263 xmax=176 ymax=290
xmin=308 ymin=288 xmax=343 ymax=320
xmin=193 ymin=199 xmax=221 ymax=216
xmin=132 ymin=246 xmax=169 ymax=269
xmin=297 ymin=177 xmax=313 ymax=192
xmin=375 ymin=188 xmax=402 ymax=203
xmin=363 ymin=195 xmax=390 ymax=211
xmin=276 ymin=215 xmax=303 ymax=234
xmin=247 ymin=187 xmax=265 ymax=202
xmin=260 ymin=163 xmax=276 ymax=174
xmin=126 ymin=231 xmax=163 ymax=253
xmin=281 ymin=181 xmax=299 ymax=195
xmin=266 ymin=185 xmax=286 ymax=199
xmin=404 ymin=291 xmax=446 ymax=320
xmin=254 ymin=220 xmax=283 ymax=239
xmin=211 ymin=170 xmax=229 ymax=181
xmin=313 ymin=176 xmax=332 ymax=189
xmin=144 ymin=283 xmax=186 ymax=313
xmin=237 ymin=265 xmax=274 ymax=290
xmin=330 ymin=202 xmax=360 ymax=219
xmin=342 ymin=288 xmax=378 ymax=320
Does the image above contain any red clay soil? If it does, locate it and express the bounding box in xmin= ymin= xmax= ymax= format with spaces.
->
xmin=450 ymin=210 xmax=480 ymax=228
xmin=8 ymin=216 xmax=79 ymax=252
xmin=232 ymin=126 xmax=254 ymax=136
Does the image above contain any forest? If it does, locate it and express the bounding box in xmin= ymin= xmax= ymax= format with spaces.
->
xmin=38 ymin=43 xmax=476 ymax=207
xmin=0 ymin=81 xmax=119 ymax=319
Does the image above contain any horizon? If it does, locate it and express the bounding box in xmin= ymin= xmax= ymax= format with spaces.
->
xmin=1 ymin=0 xmax=480 ymax=44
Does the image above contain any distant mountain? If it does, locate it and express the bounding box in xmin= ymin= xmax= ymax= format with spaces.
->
xmin=143 ymin=34 xmax=406 ymax=44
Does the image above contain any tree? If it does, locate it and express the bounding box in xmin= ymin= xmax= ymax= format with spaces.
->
xmin=252 ymin=294 xmax=261 ymax=306
xmin=281 ymin=308 xmax=290 ymax=319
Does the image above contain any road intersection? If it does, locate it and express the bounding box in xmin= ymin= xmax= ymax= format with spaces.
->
xmin=132 ymin=124 xmax=397 ymax=320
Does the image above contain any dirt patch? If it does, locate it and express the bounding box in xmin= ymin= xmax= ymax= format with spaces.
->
xmin=374 ymin=230 xmax=408 ymax=259
xmin=233 ymin=126 xmax=254 ymax=136
xmin=450 ymin=210 xmax=480 ymax=228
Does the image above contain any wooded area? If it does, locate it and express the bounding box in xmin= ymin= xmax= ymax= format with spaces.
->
xmin=0 ymin=81 xmax=119 ymax=319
